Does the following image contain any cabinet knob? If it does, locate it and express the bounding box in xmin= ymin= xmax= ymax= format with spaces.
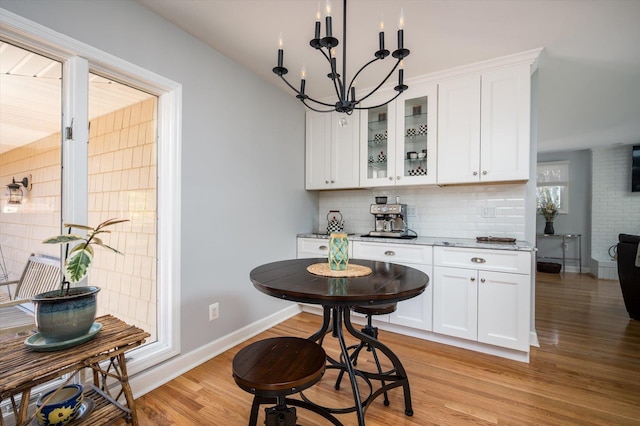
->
xmin=389 ymin=176 xmax=393 ymax=181
xmin=397 ymin=176 xmax=401 ymax=180
xmin=331 ymin=180 xmax=335 ymax=183
xmin=482 ymin=170 xmax=487 ymax=175
xmin=480 ymin=278 xmax=486 ymax=283
xmin=325 ymin=180 xmax=330 ymax=184
xmin=473 ymin=171 xmax=478 ymax=176
xmin=471 ymin=257 xmax=486 ymax=264
xmin=319 ymin=245 xmax=328 ymax=251
xmin=470 ymin=277 xmax=476 ymax=282
xmin=384 ymin=250 xmax=396 ymax=256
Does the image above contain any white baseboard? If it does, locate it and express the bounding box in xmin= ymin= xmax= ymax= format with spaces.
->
xmin=128 ymin=304 xmax=301 ymax=398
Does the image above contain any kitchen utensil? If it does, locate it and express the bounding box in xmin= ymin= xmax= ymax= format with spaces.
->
xmin=327 ymin=210 xmax=344 ymax=233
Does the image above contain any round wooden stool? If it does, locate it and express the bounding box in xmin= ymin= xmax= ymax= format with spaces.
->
xmin=335 ymin=303 xmax=398 ymax=406
xmin=232 ymin=336 xmax=341 ymax=426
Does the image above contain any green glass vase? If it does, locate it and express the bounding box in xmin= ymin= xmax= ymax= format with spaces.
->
xmin=328 ymin=233 xmax=349 ymax=271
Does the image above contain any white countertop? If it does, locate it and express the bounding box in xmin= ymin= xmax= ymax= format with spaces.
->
xmin=297 ymin=233 xmax=536 ymax=252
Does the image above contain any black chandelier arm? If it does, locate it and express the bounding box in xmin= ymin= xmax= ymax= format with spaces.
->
xmin=356 ymin=59 xmax=403 ymax=105
xmin=346 ymin=56 xmax=382 ymax=94
xmin=353 ymin=90 xmax=403 ymax=111
xmin=301 ymin=99 xmax=343 ymax=113
xmin=279 ymin=75 xmax=336 ymax=108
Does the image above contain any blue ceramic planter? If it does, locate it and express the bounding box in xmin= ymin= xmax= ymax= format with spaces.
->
xmin=36 ymin=384 xmax=83 ymax=426
xmin=32 ymin=286 xmax=100 ymax=343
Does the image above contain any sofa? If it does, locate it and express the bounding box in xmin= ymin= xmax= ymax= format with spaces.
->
xmin=616 ymin=234 xmax=640 ymax=320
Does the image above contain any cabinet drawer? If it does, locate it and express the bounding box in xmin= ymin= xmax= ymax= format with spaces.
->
xmin=434 ymin=246 xmax=530 ymax=274
xmin=297 ymin=238 xmax=331 ymax=257
xmin=297 ymin=238 xmax=355 ymax=258
xmin=353 ymin=241 xmax=432 ymax=265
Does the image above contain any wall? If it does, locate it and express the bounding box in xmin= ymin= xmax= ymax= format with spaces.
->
xmin=0 ymin=0 xmax=317 ymax=357
xmin=591 ymin=145 xmax=640 ymax=268
xmin=318 ymin=184 xmax=528 ymax=241
xmin=536 ymin=149 xmax=592 ymax=271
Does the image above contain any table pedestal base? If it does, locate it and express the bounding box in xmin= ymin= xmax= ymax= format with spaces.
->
xmin=306 ymin=306 xmax=413 ymax=425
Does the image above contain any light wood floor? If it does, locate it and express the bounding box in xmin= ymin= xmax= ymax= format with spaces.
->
xmin=127 ymin=273 xmax=640 ymax=425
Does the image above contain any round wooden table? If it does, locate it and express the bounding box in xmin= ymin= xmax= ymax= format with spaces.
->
xmin=250 ymin=258 xmax=429 ymax=426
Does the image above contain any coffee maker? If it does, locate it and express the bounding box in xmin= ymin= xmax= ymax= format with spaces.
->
xmin=368 ymin=203 xmax=409 ymax=237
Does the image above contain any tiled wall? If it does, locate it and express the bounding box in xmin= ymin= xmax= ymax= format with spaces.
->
xmin=318 ymin=183 xmax=527 ymax=240
xmin=0 ymin=98 xmax=157 ymax=340
xmin=87 ymin=97 xmax=157 ymax=340
xmin=0 ymin=134 xmax=61 ymax=281
xmin=591 ymin=145 xmax=640 ymax=278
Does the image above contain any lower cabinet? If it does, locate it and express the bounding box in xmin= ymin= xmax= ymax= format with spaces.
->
xmin=352 ymin=241 xmax=433 ymax=331
xmin=433 ymin=247 xmax=531 ymax=351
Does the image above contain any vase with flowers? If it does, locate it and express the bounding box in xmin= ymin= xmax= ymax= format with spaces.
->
xmin=538 ymin=198 xmax=558 ymax=235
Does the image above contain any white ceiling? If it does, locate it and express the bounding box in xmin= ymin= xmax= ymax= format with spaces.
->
xmin=0 ymin=42 xmax=154 ymax=155
xmin=136 ymin=0 xmax=640 ymax=152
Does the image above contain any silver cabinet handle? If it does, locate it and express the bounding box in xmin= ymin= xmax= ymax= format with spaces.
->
xmin=389 ymin=176 xmax=393 ymax=180
xmin=397 ymin=176 xmax=401 ymax=180
xmin=473 ymin=171 xmax=478 ymax=176
xmin=471 ymin=257 xmax=486 ymax=263
xmin=325 ymin=180 xmax=330 ymax=184
xmin=470 ymin=277 xmax=476 ymax=282
xmin=480 ymin=278 xmax=486 ymax=283
xmin=319 ymin=245 xmax=328 ymax=250
xmin=482 ymin=170 xmax=487 ymax=175
xmin=384 ymin=250 xmax=396 ymax=256
xmin=331 ymin=180 xmax=335 ymax=183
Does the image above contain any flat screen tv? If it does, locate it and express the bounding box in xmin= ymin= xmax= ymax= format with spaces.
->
xmin=633 ymin=145 xmax=640 ymax=192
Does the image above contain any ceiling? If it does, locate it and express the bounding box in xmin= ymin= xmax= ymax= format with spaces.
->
xmin=0 ymin=42 xmax=154 ymax=155
xmin=136 ymin=0 xmax=640 ymax=152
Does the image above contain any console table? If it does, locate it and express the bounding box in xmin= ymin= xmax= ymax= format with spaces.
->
xmin=536 ymin=233 xmax=582 ymax=273
xmin=0 ymin=315 xmax=149 ymax=426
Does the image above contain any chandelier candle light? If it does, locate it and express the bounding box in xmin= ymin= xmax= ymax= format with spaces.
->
xmin=273 ymin=0 xmax=410 ymax=114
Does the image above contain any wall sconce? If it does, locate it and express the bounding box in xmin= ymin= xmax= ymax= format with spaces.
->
xmin=6 ymin=175 xmax=32 ymax=205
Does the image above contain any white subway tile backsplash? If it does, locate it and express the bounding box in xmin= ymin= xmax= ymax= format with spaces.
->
xmin=319 ymin=184 xmax=527 ymax=240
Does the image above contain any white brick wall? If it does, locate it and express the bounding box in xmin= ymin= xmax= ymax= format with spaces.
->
xmin=318 ymin=184 xmax=527 ymax=240
xmin=591 ymin=146 xmax=640 ymax=269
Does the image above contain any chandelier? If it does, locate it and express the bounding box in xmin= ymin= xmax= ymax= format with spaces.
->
xmin=272 ymin=0 xmax=410 ymax=114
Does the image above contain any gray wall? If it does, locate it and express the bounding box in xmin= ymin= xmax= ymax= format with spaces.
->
xmin=536 ymin=150 xmax=592 ymax=269
xmin=0 ymin=0 xmax=318 ymax=353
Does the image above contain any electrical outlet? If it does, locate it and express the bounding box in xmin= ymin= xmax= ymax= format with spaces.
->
xmin=407 ymin=206 xmax=418 ymax=217
xmin=481 ymin=206 xmax=497 ymax=218
xmin=209 ymin=303 xmax=219 ymax=321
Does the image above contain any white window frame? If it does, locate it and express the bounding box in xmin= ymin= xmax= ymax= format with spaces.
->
xmin=0 ymin=9 xmax=182 ymax=375
xmin=536 ymin=160 xmax=569 ymax=214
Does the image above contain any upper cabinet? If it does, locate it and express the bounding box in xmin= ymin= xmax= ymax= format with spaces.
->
xmin=360 ymin=82 xmax=438 ymax=187
xmin=305 ymin=111 xmax=360 ymax=190
xmin=437 ymin=63 xmax=532 ymax=185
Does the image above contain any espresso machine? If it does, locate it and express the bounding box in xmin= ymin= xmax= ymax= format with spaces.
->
xmin=368 ymin=203 xmax=409 ymax=238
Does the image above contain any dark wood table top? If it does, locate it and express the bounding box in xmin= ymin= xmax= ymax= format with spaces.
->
xmin=250 ymin=258 xmax=428 ymax=306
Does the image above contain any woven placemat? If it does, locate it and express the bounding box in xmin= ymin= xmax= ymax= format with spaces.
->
xmin=307 ymin=263 xmax=372 ymax=277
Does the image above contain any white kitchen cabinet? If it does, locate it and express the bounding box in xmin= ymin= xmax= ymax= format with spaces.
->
xmin=437 ymin=63 xmax=532 ymax=185
xmin=305 ymin=111 xmax=360 ymax=190
xmin=353 ymin=241 xmax=433 ymax=331
xmin=360 ymin=82 xmax=438 ymax=187
xmin=433 ymin=246 xmax=531 ymax=351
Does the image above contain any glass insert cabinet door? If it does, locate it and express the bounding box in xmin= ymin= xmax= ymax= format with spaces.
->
xmin=360 ymin=82 xmax=437 ymax=187
xmin=363 ymin=102 xmax=395 ymax=185
xmin=395 ymin=82 xmax=437 ymax=185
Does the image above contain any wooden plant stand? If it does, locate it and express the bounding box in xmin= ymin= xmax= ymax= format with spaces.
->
xmin=0 ymin=315 xmax=149 ymax=426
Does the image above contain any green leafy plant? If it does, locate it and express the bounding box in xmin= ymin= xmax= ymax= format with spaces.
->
xmin=43 ymin=218 xmax=129 ymax=294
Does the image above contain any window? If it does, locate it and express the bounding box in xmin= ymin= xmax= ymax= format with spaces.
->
xmin=1 ymin=12 xmax=181 ymax=378
xmin=536 ymin=161 xmax=569 ymax=214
